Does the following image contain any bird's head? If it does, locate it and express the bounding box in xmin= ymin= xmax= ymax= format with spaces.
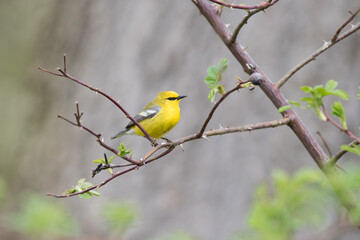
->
xmin=156 ymin=91 xmax=187 ymax=104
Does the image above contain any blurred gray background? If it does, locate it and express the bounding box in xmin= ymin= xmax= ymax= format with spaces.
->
xmin=1 ymin=0 xmax=360 ymax=239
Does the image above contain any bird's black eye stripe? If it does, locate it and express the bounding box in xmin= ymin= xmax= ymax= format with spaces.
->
xmin=166 ymin=97 xmax=178 ymax=101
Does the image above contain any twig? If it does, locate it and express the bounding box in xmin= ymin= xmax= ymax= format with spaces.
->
xmin=230 ymin=0 xmax=279 ymax=43
xmin=38 ymin=56 xmax=155 ymax=144
xmin=332 ymin=9 xmax=360 ymax=43
xmin=329 ymin=140 xmax=360 ymax=167
xmin=197 ymin=82 xmax=241 ymax=137
xmin=47 ymin=165 xmax=138 ymax=198
xmin=209 ymin=0 xmax=278 ymax=10
xmin=197 ymin=76 xmax=261 ymax=137
xmin=277 ymin=10 xmax=360 ymax=88
xmin=322 ymin=104 xmax=360 ymax=143
xmin=47 ymin=117 xmax=291 ymax=198
xmin=57 ymin=103 xmax=140 ymax=165
xmin=317 ymin=131 xmax=333 ymax=157
xmin=146 ymin=117 xmax=292 ymax=162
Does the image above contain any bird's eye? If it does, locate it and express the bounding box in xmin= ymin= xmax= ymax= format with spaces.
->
xmin=166 ymin=97 xmax=177 ymax=101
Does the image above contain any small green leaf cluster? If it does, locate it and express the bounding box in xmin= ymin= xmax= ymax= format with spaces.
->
xmin=204 ymin=58 xmax=229 ymax=102
xmin=65 ymin=178 xmax=100 ymax=199
xmin=237 ymin=169 xmax=329 ymax=240
xmin=301 ymin=80 xmax=348 ymax=121
xmin=9 ymin=193 xmax=78 ymax=238
xmin=118 ymin=142 xmax=132 ymax=157
xmin=279 ymin=80 xmax=349 ymax=124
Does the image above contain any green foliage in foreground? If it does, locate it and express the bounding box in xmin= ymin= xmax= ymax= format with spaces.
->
xmin=9 ymin=193 xmax=77 ymax=239
xmin=102 ymin=201 xmax=138 ymax=235
xmin=234 ymin=168 xmax=331 ymax=240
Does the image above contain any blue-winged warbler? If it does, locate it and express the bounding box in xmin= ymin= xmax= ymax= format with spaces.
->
xmin=111 ymin=91 xmax=186 ymax=139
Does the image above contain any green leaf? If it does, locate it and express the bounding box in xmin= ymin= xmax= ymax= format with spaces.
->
xmin=300 ymin=86 xmax=312 ymax=93
xmin=217 ymin=58 xmax=229 ymax=74
xmin=207 ymin=65 xmax=217 ymax=77
xmin=89 ymin=190 xmax=101 ymax=196
xmin=118 ymin=143 xmax=132 ymax=157
xmin=108 ymin=156 xmax=114 ymax=164
xmin=331 ymin=101 xmax=347 ymax=130
xmin=328 ymin=89 xmax=349 ymax=100
xmin=217 ymin=84 xmax=226 ymax=95
xmin=205 ymin=75 xmax=216 ymax=85
xmin=64 ymin=178 xmax=98 ymax=199
xmin=301 ymin=97 xmax=315 ymax=106
xmin=341 ymin=144 xmax=360 ymax=156
xmin=204 ymin=58 xmax=229 ymax=102
xmin=278 ymin=105 xmax=292 ymax=113
xmin=79 ymin=192 xmax=93 ymax=199
xmin=92 ymin=159 xmax=104 ymax=164
xmin=288 ymin=100 xmax=301 ymax=107
xmin=208 ymin=89 xmax=216 ymax=103
xmin=325 ymin=80 xmax=338 ymax=91
xmin=358 ymin=86 xmax=360 ymax=99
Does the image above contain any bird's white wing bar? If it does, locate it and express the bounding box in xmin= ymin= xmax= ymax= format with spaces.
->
xmin=125 ymin=105 xmax=161 ymax=129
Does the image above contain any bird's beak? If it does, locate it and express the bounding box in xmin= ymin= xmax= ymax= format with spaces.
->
xmin=177 ymin=95 xmax=187 ymax=100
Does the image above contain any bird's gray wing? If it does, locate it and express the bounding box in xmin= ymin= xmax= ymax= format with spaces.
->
xmin=125 ymin=105 xmax=161 ymax=129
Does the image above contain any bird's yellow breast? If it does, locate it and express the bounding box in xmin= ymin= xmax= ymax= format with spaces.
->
xmin=133 ymin=101 xmax=181 ymax=139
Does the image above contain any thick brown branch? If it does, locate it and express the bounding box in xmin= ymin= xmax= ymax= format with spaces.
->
xmin=191 ymin=0 xmax=360 ymax=218
xmin=192 ymin=0 xmax=328 ymax=168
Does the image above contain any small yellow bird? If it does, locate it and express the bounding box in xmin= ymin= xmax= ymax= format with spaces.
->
xmin=111 ymin=91 xmax=186 ymax=140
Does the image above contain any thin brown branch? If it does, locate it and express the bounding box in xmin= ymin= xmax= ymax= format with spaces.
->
xmin=317 ymin=131 xmax=333 ymax=157
xmin=209 ymin=0 xmax=278 ymax=10
xmin=329 ymin=140 xmax=360 ymax=167
xmin=197 ymin=82 xmax=241 ymax=137
xmin=57 ymin=104 xmax=140 ymax=165
xmin=197 ymin=77 xmax=260 ymax=137
xmin=277 ymin=12 xmax=360 ymax=88
xmin=38 ymin=61 xmax=155 ymax=144
xmin=48 ymin=117 xmax=290 ymax=198
xmin=332 ymin=9 xmax=360 ymax=43
xmin=230 ymin=0 xmax=279 ymax=43
xmin=146 ymin=117 xmax=292 ymax=161
xmin=47 ymin=165 xmax=138 ymax=198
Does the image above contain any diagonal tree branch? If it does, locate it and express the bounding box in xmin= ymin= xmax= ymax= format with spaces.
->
xmin=191 ymin=0 xmax=360 ymax=219
xmin=277 ymin=9 xmax=360 ymax=88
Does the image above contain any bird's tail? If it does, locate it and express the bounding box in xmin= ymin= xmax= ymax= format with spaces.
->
xmin=111 ymin=129 xmax=131 ymax=139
